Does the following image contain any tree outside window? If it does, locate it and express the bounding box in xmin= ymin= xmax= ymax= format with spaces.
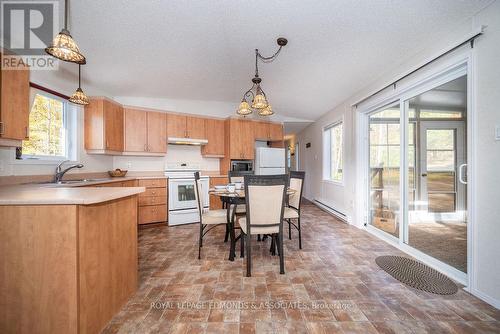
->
xmin=22 ymin=93 xmax=66 ymax=158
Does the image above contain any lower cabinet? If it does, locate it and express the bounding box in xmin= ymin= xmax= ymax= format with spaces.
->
xmin=137 ymin=178 xmax=168 ymax=224
xmin=86 ymin=178 xmax=168 ymax=225
xmin=209 ymin=176 xmax=228 ymax=210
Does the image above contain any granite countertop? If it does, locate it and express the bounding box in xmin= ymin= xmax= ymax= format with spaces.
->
xmin=0 ymin=184 xmax=146 ymax=206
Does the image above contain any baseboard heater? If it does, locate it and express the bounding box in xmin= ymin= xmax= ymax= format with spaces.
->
xmin=314 ymin=199 xmax=348 ymax=222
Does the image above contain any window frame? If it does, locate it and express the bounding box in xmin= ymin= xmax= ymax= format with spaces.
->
xmin=323 ymin=119 xmax=344 ymax=184
xmin=17 ymin=88 xmax=78 ymax=164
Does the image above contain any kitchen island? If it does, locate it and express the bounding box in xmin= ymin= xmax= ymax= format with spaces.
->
xmin=0 ymin=185 xmax=145 ymax=334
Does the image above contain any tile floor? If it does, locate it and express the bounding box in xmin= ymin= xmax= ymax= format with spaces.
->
xmin=103 ymin=202 xmax=500 ymax=334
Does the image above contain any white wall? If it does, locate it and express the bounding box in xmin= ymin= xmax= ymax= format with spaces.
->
xmin=297 ymin=1 xmax=500 ymax=307
xmin=113 ymin=145 xmax=219 ymax=172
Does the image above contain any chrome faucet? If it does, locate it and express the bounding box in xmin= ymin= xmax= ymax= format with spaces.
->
xmin=54 ymin=160 xmax=84 ymax=183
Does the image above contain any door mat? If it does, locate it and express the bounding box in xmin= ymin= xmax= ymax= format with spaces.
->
xmin=375 ymin=255 xmax=458 ymax=295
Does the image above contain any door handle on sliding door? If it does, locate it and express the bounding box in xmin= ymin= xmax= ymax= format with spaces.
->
xmin=459 ymin=164 xmax=467 ymax=184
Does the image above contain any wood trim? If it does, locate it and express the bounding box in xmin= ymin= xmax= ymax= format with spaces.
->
xmin=29 ymin=82 xmax=70 ymax=100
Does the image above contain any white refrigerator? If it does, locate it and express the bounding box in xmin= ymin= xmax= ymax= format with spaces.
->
xmin=254 ymin=147 xmax=286 ymax=175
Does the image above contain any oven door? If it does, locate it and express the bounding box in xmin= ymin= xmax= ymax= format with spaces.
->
xmin=168 ymin=178 xmax=209 ymax=210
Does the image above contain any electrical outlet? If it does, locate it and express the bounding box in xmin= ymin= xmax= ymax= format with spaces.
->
xmin=0 ymin=159 xmax=4 ymax=173
xmin=495 ymin=125 xmax=500 ymax=141
xmin=126 ymin=162 xmax=132 ymax=169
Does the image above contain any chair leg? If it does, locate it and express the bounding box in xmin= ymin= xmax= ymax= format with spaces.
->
xmin=298 ymin=217 xmax=302 ymax=250
xmin=240 ymin=232 xmax=245 ymax=258
xmin=278 ymin=232 xmax=285 ymax=274
xmin=198 ymin=223 xmax=203 ymax=260
xmin=257 ymin=234 xmax=261 ymax=241
xmin=224 ymin=224 xmax=229 ymax=243
xmin=288 ymin=219 xmax=292 ymax=240
xmin=269 ymin=235 xmax=275 ymax=255
xmin=246 ymin=234 xmax=252 ymax=277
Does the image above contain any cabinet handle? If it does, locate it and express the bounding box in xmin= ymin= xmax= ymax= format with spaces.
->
xmin=0 ymin=122 xmax=4 ymax=135
xmin=25 ymin=126 xmax=29 ymax=139
xmin=144 ymin=144 xmax=147 ymax=152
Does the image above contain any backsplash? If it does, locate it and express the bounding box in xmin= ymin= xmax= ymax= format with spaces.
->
xmin=113 ymin=144 xmax=220 ymax=171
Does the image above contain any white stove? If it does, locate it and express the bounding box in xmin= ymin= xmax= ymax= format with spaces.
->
xmin=165 ymin=163 xmax=209 ymax=226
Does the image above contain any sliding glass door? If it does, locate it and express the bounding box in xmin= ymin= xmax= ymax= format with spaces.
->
xmin=366 ymin=72 xmax=468 ymax=275
xmin=405 ymin=75 xmax=468 ymax=273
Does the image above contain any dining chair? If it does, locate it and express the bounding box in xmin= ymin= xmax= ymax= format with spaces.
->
xmin=227 ymin=170 xmax=254 ymax=240
xmin=283 ymin=171 xmax=305 ymax=249
xmin=194 ymin=172 xmax=229 ymax=259
xmin=238 ymin=174 xmax=288 ymax=277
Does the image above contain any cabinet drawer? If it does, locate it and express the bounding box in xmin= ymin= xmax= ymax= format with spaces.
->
xmin=122 ymin=180 xmax=137 ymax=186
xmin=138 ymin=205 xmax=166 ymax=224
xmin=138 ymin=178 xmax=167 ymax=188
xmin=138 ymin=195 xmax=166 ymax=206
xmin=139 ymin=187 xmax=166 ymax=198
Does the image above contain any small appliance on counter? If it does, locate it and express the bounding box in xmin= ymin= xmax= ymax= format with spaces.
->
xmin=164 ymin=163 xmax=209 ymax=226
xmin=254 ymin=147 xmax=286 ymax=175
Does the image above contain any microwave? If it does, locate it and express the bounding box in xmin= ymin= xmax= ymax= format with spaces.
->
xmin=231 ymin=160 xmax=253 ymax=172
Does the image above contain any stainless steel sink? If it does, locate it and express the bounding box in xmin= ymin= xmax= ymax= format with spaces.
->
xmin=34 ymin=178 xmax=108 ymax=186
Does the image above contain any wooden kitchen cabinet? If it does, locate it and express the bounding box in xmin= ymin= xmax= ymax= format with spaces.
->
xmin=166 ymin=114 xmax=187 ymax=138
xmin=253 ymin=121 xmax=270 ymax=141
xmin=123 ymin=108 xmax=147 ymax=152
xmin=124 ymin=108 xmax=166 ymax=154
xmin=201 ymin=118 xmax=225 ymax=157
xmin=209 ymin=176 xmax=228 ymax=209
xmin=0 ymin=53 xmax=30 ymax=145
xmin=227 ymin=118 xmax=254 ymax=160
xmin=166 ymin=113 xmax=206 ymax=139
xmin=269 ymin=122 xmax=284 ymax=141
xmin=137 ymin=178 xmax=168 ymax=224
xmin=0 ymin=196 xmax=138 ymax=334
xmin=253 ymin=121 xmax=283 ymax=141
xmin=84 ymin=98 xmax=124 ymax=154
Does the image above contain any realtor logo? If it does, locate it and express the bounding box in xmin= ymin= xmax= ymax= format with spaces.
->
xmin=1 ymin=0 xmax=59 ymax=70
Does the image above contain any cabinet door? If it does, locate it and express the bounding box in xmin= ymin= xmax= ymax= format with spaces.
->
xmin=186 ymin=116 xmax=205 ymax=139
xmin=269 ymin=123 xmax=283 ymax=141
xmin=104 ymin=101 xmax=124 ymax=151
xmin=253 ymin=121 xmax=269 ymax=141
xmin=0 ymin=58 xmax=30 ymax=140
xmin=240 ymin=120 xmax=255 ymax=159
xmin=124 ymin=108 xmax=147 ymax=152
xmin=147 ymin=112 xmax=167 ymax=153
xmin=201 ymin=118 xmax=224 ymax=157
xmin=167 ymin=114 xmax=186 ymax=138
xmin=228 ymin=119 xmax=242 ymax=159
xmin=209 ymin=176 xmax=228 ymax=209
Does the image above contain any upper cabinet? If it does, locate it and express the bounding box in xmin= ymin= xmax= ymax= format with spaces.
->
xmin=227 ymin=119 xmax=255 ymax=160
xmin=84 ymin=98 xmax=124 ymax=153
xmin=123 ymin=108 xmax=166 ymax=155
xmin=269 ymin=122 xmax=284 ymax=141
xmin=166 ymin=114 xmax=206 ymax=139
xmin=201 ymin=118 xmax=225 ymax=157
xmin=253 ymin=121 xmax=283 ymax=141
xmin=0 ymin=53 xmax=30 ymax=145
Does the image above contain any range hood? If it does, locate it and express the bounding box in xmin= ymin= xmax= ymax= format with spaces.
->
xmin=167 ymin=137 xmax=208 ymax=146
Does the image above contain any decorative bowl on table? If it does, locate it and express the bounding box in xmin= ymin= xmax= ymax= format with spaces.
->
xmin=108 ymin=169 xmax=128 ymax=177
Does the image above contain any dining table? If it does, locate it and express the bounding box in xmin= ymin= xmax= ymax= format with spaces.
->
xmin=209 ymin=186 xmax=297 ymax=261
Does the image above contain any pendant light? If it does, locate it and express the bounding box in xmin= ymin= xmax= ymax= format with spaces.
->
xmin=45 ymin=0 xmax=86 ymax=64
xmin=69 ymin=64 xmax=89 ymax=105
xmin=236 ymin=37 xmax=287 ymax=117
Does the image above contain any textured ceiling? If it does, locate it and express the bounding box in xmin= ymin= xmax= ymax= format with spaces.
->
xmin=54 ymin=0 xmax=491 ymax=123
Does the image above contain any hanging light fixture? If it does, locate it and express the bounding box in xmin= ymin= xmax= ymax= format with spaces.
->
xmin=236 ymin=37 xmax=287 ymax=117
xmin=45 ymin=0 xmax=86 ymax=64
xmin=69 ymin=64 xmax=89 ymax=105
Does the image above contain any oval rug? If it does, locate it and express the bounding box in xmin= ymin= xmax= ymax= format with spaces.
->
xmin=375 ymin=255 xmax=458 ymax=295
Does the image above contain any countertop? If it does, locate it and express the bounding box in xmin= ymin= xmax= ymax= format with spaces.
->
xmin=0 ymin=184 xmax=146 ymax=205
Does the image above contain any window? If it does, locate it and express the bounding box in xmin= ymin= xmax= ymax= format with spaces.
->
xmin=21 ymin=89 xmax=77 ymax=161
xmin=323 ymin=121 xmax=343 ymax=182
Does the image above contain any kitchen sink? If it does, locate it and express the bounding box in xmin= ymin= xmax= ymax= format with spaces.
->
xmin=34 ymin=178 xmax=108 ymax=186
